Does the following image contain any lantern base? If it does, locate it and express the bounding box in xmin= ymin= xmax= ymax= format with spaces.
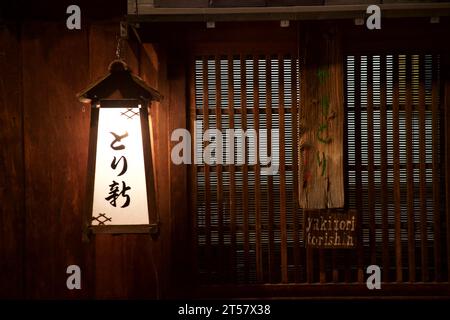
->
xmin=82 ymin=223 xmax=160 ymax=242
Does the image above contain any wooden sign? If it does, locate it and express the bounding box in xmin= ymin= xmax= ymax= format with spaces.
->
xmin=304 ymin=209 xmax=356 ymax=249
xmin=299 ymin=25 xmax=344 ymax=209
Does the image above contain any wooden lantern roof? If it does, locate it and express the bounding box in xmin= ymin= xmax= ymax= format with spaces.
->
xmin=77 ymin=60 xmax=161 ymax=104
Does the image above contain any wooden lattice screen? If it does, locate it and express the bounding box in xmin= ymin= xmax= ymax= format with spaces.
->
xmin=346 ymin=54 xmax=447 ymax=283
xmin=190 ymin=52 xmax=448 ymax=285
xmin=191 ymin=54 xmax=300 ymax=284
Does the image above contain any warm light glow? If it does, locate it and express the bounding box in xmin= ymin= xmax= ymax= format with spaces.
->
xmin=91 ymin=107 xmax=149 ymax=225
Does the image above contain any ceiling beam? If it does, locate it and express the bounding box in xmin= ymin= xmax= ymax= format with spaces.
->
xmin=127 ymin=3 xmax=450 ymax=22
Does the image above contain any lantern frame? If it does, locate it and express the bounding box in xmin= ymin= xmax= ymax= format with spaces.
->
xmin=78 ymin=60 xmax=160 ymax=238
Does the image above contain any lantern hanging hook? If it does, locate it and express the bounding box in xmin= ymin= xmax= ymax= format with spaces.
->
xmin=115 ymin=36 xmax=124 ymax=60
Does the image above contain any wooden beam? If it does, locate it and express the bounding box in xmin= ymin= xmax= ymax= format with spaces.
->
xmin=192 ymin=283 xmax=450 ymax=299
xmin=127 ymin=3 xmax=450 ymax=22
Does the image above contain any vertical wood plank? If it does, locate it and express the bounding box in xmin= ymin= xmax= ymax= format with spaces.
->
xmin=266 ymin=56 xmax=275 ymax=283
xmin=393 ymin=54 xmax=403 ymax=282
xmin=367 ymin=56 xmax=376 ymax=266
xmin=228 ymin=55 xmax=237 ymax=282
xmin=141 ymin=96 xmax=158 ymax=247
xmin=327 ymin=27 xmax=345 ymax=209
xmin=291 ymin=55 xmax=301 ymax=282
xmin=189 ymin=52 xmax=199 ymax=285
xmin=215 ymin=55 xmax=225 ymax=280
xmin=297 ymin=40 xmax=313 ymax=283
xmin=354 ymin=55 xmax=364 ymax=283
xmin=418 ymin=54 xmax=429 ymax=282
xmin=136 ymin=34 xmax=165 ymax=299
xmin=279 ymin=55 xmax=288 ymax=283
xmin=253 ymin=56 xmax=263 ymax=282
xmin=23 ymin=22 xmax=93 ymax=298
xmin=405 ymin=54 xmax=416 ymax=282
xmin=306 ymin=230 xmax=314 ymax=283
xmin=431 ymin=54 xmax=441 ymax=281
xmin=444 ymin=54 xmax=450 ymax=282
xmin=343 ymin=56 xmax=351 ymax=283
xmin=240 ymin=54 xmax=250 ymax=281
xmin=166 ymin=43 xmax=189 ymax=297
xmin=319 ymin=248 xmax=326 ymax=283
xmin=202 ymin=57 xmax=212 ymax=278
xmin=0 ymin=24 xmax=25 ymax=299
xmin=331 ymin=250 xmax=338 ymax=282
xmin=135 ymin=42 xmax=166 ymax=301
xmin=95 ymin=235 xmax=157 ymax=299
xmin=380 ymin=55 xmax=390 ymax=282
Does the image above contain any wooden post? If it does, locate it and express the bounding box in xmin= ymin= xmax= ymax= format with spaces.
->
xmin=444 ymin=53 xmax=450 ymax=282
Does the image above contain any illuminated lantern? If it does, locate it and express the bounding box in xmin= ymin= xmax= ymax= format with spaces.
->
xmin=78 ymin=60 xmax=160 ymax=238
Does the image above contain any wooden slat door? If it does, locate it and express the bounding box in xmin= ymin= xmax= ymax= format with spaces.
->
xmin=188 ymin=43 xmax=448 ymax=290
xmin=191 ymin=52 xmax=301 ymax=284
xmin=345 ymin=53 xmax=446 ymax=283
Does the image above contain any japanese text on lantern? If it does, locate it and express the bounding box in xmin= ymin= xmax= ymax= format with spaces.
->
xmin=91 ymin=107 xmax=150 ymax=226
xmin=105 ymin=131 xmax=131 ymax=208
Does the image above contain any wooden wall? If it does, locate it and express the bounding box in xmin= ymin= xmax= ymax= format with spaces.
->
xmin=20 ymin=21 xmax=91 ymax=299
xmin=0 ymin=17 xmax=186 ymax=298
xmin=151 ymin=0 xmax=445 ymax=8
xmin=0 ymin=23 xmax=24 ymax=299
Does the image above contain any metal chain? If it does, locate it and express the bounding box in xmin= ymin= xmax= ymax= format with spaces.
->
xmin=115 ymin=36 xmax=122 ymax=60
